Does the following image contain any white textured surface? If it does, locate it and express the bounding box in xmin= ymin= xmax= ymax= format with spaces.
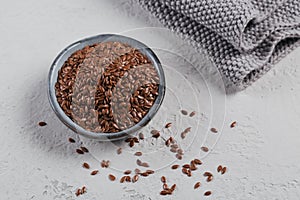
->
xmin=0 ymin=0 xmax=300 ymax=199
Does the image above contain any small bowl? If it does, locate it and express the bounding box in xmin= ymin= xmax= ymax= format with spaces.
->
xmin=48 ymin=34 xmax=166 ymax=141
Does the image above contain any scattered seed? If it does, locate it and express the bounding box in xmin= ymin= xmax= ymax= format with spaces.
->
xmin=80 ymin=146 xmax=89 ymax=153
xmin=68 ymin=138 xmax=76 ymax=143
xmin=221 ymin=167 xmax=227 ymax=175
xmin=125 ymin=176 xmax=131 ymax=182
xmin=120 ymin=176 xmax=126 ymax=183
xmin=171 ymin=164 xmax=180 ymax=170
xmin=177 ymin=149 xmax=184 ymax=155
xmin=176 ymin=154 xmax=182 ymax=160
xmin=204 ymin=172 xmax=213 ymax=177
xmin=139 ymin=133 xmax=144 ymax=140
xmin=230 ymin=121 xmax=237 ymax=128
xmin=204 ymin=191 xmax=212 ymax=196
xmin=75 ymin=186 xmax=87 ymax=196
xmin=201 ymin=146 xmax=209 ymax=152
xmin=90 ymin=170 xmax=99 ymax=176
xmin=129 ymin=140 xmax=135 ymax=147
xmin=194 ymin=182 xmax=201 ymax=189
xmin=76 ymin=149 xmax=84 ymax=154
xmin=134 ymin=168 xmax=141 ymax=174
xmin=184 ymin=127 xmax=192 ymax=133
xmin=146 ymin=170 xmax=154 ymax=174
xmin=142 ymin=162 xmax=150 ymax=168
xmin=160 ymin=190 xmax=169 ymax=196
xmin=82 ymin=162 xmax=90 ymax=169
xmin=165 ymin=122 xmax=172 ymax=128
xmin=161 ymin=176 xmax=166 ymax=183
xmin=101 ymin=160 xmax=110 ymax=168
xmin=194 ymin=159 xmax=202 ymax=165
xmin=117 ymin=148 xmax=122 ymax=155
xmin=189 ymin=111 xmax=196 ymax=117
xmin=136 ymin=159 xmax=143 ymax=166
xmin=181 ymin=110 xmax=188 ymax=115
xmin=182 ymin=164 xmax=190 ymax=169
xmin=217 ymin=165 xmax=223 ymax=172
xmin=132 ymin=174 xmax=139 ymax=183
xmin=210 ymin=128 xmax=218 ymax=133
xmin=151 ymin=130 xmax=160 ymax=138
xmin=134 ymin=152 xmax=142 ymax=156
xmin=170 ymin=184 xmax=176 ymax=191
xmin=140 ymin=172 xmax=149 ymax=177
xmin=109 ymin=174 xmax=116 ymax=181
xmin=124 ymin=170 xmax=132 ymax=175
xmin=181 ymin=131 xmax=187 ymax=139
xmin=207 ymin=176 xmax=213 ymax=182
xmin=38 ymin=122 xmax=47 ymax=126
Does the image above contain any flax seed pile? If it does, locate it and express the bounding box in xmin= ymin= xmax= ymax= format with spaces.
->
xmin=55 ymin=41 xmax=159 ymax=133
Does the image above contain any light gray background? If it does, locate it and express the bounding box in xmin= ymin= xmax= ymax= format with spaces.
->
xmin=0 ymin=0 xmax=300 ymax=199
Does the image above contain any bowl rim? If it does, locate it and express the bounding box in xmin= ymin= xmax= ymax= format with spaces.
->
xmin=48 ymin=33 xmax=166 ymax=141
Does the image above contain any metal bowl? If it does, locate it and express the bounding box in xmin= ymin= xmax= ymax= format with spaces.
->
xmin=48 ymin=34 xmax=166 ymax=141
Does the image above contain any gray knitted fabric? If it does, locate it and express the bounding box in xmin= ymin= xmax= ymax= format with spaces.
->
xmin=137 ymin=0 xmax=300 ymax=90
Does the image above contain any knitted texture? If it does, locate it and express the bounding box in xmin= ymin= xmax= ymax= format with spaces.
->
xmin=137 ymin=0 xmax=300 ymax=90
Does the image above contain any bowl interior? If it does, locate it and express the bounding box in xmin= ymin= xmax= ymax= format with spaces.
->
xmin=48 ymin=34 xmax=166 ymax=141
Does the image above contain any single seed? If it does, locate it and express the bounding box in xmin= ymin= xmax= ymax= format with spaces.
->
xmin=142 ymin=162 xmax=150 ymax=168
xmin=181 ymin=110 xmax=188 ymax=115
xmin=194 ymin=182 xmax=201 ymax=189
xmin=171 ymin=164 xmax=180 ymax=170
xmin=125 ymin=176 xmax=131 ymax=182
xmin=170 ymin=184 xmax=176 ymax=191
xmin=82 ymin=162 xmax=90 ymax=169
xmin=76 ymin=149 xmax=84 ymax=154
xmin=160 ymin=190 xmax=168 ymax=196
xmin=90 ymin=170 xmax=99 ymax=176
xmin=81 ymin=146 xmax=89 ymax=153
xmin=207 ymin=176 xmax=213 ymax=182
xmin=165 ymin=122 xmax=172 ymax=128
xmin=38 ymin=122 xmax=47 ymax=126
xmin=124 ymin=170 xmax=132 ymax=175
xmin=182 ymin=164 xmax=190 ymax=169
xmin=140 ymin=172 xmax=149 ymax=177
xmin=117 ymin=148 xmax=122 ymax=155
xmin=132 ymin=174 xmax=139 ymax=183
xmin=201 ymin=146 xmax=209 ymax=152
xmin=194 ymin=159 xmax=202 ymax=165
xmin=146 ymin=170 xmax=154 ymax=174
xmin=139 ymin=133 xmax=144 ymax=140
xmin=120 ymin=176 xmax=126 ymax=183
xmin=176 ymin=154 xmax=182 ymax=160
xmin=217 ymin=165 xmax=223 ymax=172
xmin=135 ymin=168 xmax=141 ymax=174
xmin=109 ymin=174 xmax=116 ymax=181
xmin=221 ymin=167 xmax=227 ymax=175
xmin=204 ymin=191 xmax=212 ymax=196
xmin=68 ymin=138 xmax=76 ymax=143
xmin=204 ymin=172 xmax=213 ymax=177
xmin=129 ymin=140 xmax=135 ymax=147
xmin=189 ymin=111 xmax=196 ymax=117
xmin=134 ymin=152 xmax=142 ymax=156
xmin=161 ymin=176 xmax=166 ymax=183
xmin=210 ymin=128 xmax=218 ymax=133
xmin=230 ymin=121 xmax=237 ymax=128
xmin=136 ymin=159 xmax=143 ymax=166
